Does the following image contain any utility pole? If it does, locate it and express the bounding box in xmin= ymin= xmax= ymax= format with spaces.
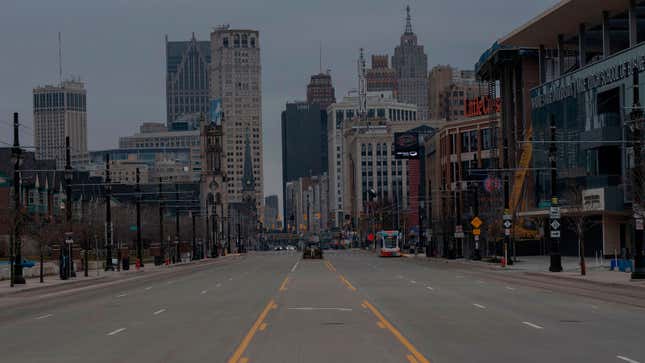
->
xmin=502 ymin=123 xmax=513 ymax=265
xmin=548 ymin=114 xmax=563 ymax=272
xmin=158 ymin=177 xmax=165 ymax=265
xmin=227 ymin=205 xmax=232 ymax=254
xmin=191 ymin=211 xmax=196 ymax=260
xmin=65 ymin=136 xmax=74 ymax=279
xmin=631 ymin=66 xmax=645 ymax=279
xmin=11 ymin=112 xmax=25 ymax=285
xmin=213 ymin=208 xmax=219 ymax=257
xmin=135 ymin=168 xmax=143 ymax=268
xmin=104 ymin=154 xmax=114 ymax=271
xmin=175 ymin=184 xmax=180 ymax=263
xmin=472 ymin=182 xmax=481 ymax=260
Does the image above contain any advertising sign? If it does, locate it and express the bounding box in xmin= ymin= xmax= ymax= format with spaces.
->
xmin=394 ymin=132 xmax=419 ymax=159
xmin=582 ymin=188 xmax=605 ymax=211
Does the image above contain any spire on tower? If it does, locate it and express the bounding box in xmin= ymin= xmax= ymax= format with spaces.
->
xmin=405 ymin=5 xmax=413 ymax=34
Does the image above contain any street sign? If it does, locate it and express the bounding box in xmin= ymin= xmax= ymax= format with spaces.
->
xmin=455 ymin=225 xmax=463 ymax=233
xmin=503 ymin=214 xmax=512 ymax=221
xmin=503 ymin=220 xmax=512 ymax=229
xmin=550 ymin=220 xmax=560 ymax=230
xmin=454 ymin=232 xmax=465 ymax=238
xmin=550 ymin=206 xmax=561 ymax=219
xmin=473 ymin=228 xmax=481 ymax=236
xmin=637 ymin=219 xmax=644 ymax=231
xmin=470 ymin=217 xmax=483 ymax=229
xmin=504 ymin=228 xmax=510 ymax=236
xmin=474 ymin=235 xmax=480 ymax=241
xmin=550 ymin=230 xmax=561 ymax=238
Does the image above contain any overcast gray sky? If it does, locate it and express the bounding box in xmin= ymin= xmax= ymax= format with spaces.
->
xmin=0 ymin=0 xmax=557 ymax=208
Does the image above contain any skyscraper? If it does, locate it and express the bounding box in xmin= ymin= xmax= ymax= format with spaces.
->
xmin=281 ymin=101 xmax=328 ymax=229
xmin=33 ymin=80 xmax=88 ymax=168
xmin=210 ymin=26 xmax=263 ymax=211
xmin=366 ymin=55 xmax=398 ymax=97
xmin=392 ymin=6 xmax=429 ymax=120
xmin=166 ymin=33 xmax=211 ymax=130
xmin=306 ymin=72 xmax=336 ymax=110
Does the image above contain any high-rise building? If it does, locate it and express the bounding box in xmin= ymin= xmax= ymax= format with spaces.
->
xmin=366 ymin=55 xmax=398 ymax=97
xmin=33 ymin=80 xmax=88 ymax=168
xmin=281 ymin=101 xmax=328 ymax=228
xmin=392 ymin=6 xmax=429 ymax=120
xmin=428 ymin=65 xmax=454 ymax=119
xmin=166 ymin=33 xmax=211 ymax=129
xmin=210 ymin=26 xmax=263 ymax=212
xmin=306 ymin=72 xmax=336 ymax=110
xmin=429 ymin=66 xmax=486 ymax=121
xmin=264 ymin=195 xmax=279 ymax=231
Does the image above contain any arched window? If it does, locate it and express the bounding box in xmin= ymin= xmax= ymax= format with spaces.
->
xmin=233 ymin=34 xmax=240 ymax=47
xmin=241 ymin=34 xmax=248 ymax=48
xmin=250 ymin=37 xmax=256 ymax=48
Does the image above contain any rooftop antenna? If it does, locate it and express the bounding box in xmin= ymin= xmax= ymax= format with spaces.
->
xmin=58 ymin=32 xmax=63 ymax=85
xmin=319 ymin=41 xmax=322 ymax=74
xmin=405 ymin=4 xmax=413 ymax=34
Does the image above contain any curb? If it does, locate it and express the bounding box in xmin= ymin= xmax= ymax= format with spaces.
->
xmin=0 ymin=255 xmax=239 ymax=298
xmin=525 ymin=271 xmax=645 ymax=289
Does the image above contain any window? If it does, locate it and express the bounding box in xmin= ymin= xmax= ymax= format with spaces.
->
xmin=469 ymin=130 xmax=478 ymax=151
xmin=234 ymin=34 xmax=240 ymax=47
xmin=461 ymin=132 xmax=469 ymax=153
xmin=250 ymin=37 xmax=256 ymax=48
xmin=482 ymin=128 xmax=491 ymax=150
xmin=223 ymin=37 xmax=229 ymax=47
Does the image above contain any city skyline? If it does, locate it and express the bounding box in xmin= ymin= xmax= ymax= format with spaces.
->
xmin=0 ymin=0 xmax=559 ymax=203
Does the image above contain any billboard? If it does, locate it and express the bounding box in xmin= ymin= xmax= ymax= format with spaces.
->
xmin=210 ymin=99 xmax=223 ymax=125
xmin=394 ymin=132 xmax=419 ymax=159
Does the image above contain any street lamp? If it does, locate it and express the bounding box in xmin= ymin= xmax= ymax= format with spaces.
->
xmin=10 ymin=112 xmax=25 ymax=285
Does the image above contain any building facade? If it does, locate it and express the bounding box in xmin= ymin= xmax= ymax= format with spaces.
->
xmin=429 ymin=66 xmax=486 ymax=121
xmin=165 ymin=34 xmax=211 ymax=129
xmin=281 ymin=101 xmax=328 ymax=228
xmin=366 ymin=55 xmax=398 ymax=97
xmin=327 ymin=91 xmax=419 ymax=227
xmin=33 ymin=80 xmax=88 ymax=168
xmin=284 ymin=174 xmax=329 ymax=234
xmin=392 ymin=6 xmax=429 ymax=120
xmin=264 ymin=195 xmax=279 ymax=231
xmin=210 ymin=26 xmax=263 ymax=212
xmin=306 ymin=72 xmax=336 ymax=110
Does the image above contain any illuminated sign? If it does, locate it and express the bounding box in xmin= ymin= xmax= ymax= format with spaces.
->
xmin=464 ymin=96 xmax=501 ymax=118
xmin=394 ymin=132 xmax=419 ymax=159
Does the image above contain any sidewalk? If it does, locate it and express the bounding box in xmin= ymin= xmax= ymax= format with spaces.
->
xmin=0 ymin=254 xmax=240 ymax=298
xmin=411 ymin=254 xmax=645 ymax=288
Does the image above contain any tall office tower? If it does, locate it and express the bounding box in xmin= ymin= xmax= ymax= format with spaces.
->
xmin=264 ymin=195 xmax=279 ymax=230
xmin=366 ymin=55 xmax=398 ymax=97
xmin=281 ymin=101 xmax=327 ymax=229
xmin=306 ymin=72 xmax=336 ymax=110
xmin=392 ymin=5 xmax=429 ymax=120
xmin=210 ymin=26 xmax=263 ymax=212
xmin=33 ymin=80 xmax=89 ymax=169
xmin=166 ymin=33 xmax=211 ymax=130
xmin=428 ymin=65 xmax=454 ymax=119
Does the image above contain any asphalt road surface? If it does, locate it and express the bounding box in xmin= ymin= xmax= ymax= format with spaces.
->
xmin=1 ymin=250 xmax=644 ymax=363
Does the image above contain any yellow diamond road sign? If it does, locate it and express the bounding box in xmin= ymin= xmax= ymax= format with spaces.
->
xmin=470 ymin=217 xmax=482 ymax=229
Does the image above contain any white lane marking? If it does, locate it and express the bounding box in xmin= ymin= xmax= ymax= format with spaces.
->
xmin=291 ymin=260 xmax=300 ymax=272
xmin=476 ymin=280 xmax=485 ymax=284
xmin=201 ymin=290 xmax=208 ymax=295
xmin=287 ymin=307 xmax=353 ymax=311
xmin=410 ymin=280 xmax=417 ymax=284
xmin=228 ymin=277 xmax=233 ymax=281
xmin=522 ymin=321 xmax=544 ymax=330
xmin=473 ymin=303 xmax=486 ymax=309
xmin=153 ymin=309 xmax=166 ymax=315
xmin=426 ymin=286 xmax=434 ymax=291
xmin=590 ymin=304 xmax=599 ymax=310
xmin=145 ymin=286 xmax=153 ymax=290
xmin=505 ymin=286 xmax=515 ymax=291
xmin=167 ymin=280 xmax=175 ymax=284
xmin=456 ymin=275 xmax=464 ymax=279
xmin=35 ymin=314 xmax=53 ymax=320
xmin=396 ymin=275 xmax=404 ymax=279
xmin=107 ymin=328 xmax=126 ymax=336
xmin=216 ymin=283 xmax=222 ymax=287
xmin=617 ymin=355 xmax=641 ymax=363
xmin=117 ymin=293 xmax=128 ymax=298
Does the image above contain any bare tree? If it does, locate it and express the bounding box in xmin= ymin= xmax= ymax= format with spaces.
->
xmin=563 ymin=183 xmax=596 ymax=276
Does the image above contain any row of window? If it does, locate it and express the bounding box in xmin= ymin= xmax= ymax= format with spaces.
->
xmin=222 ymin=34 xmax=257 ymax=48
xmin=34 ymin=92 xmax=86 ymax=111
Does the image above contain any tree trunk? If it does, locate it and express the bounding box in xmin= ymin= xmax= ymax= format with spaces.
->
xmin=579 ymin=231 xmax=586 ymax=276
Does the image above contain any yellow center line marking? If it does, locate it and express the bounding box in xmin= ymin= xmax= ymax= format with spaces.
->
xmin=377 ymin=321 xmax=386 ymax=329
xmin=363 ymin=300 xmax=431 ymax=363
xmin=259 ymin=322 xmax=267 ymax=331
xmin=407 ymin=354 xmax=419 ymax=363
xmin=227 ymin=299 xmax=276 ymax=363
xmin=325 ymin=261 xmax=337 ymax=272
xmin=279 ymin=277 xmax=290 ymax=291
xmin=339 ymin=275 xmax=357 ymax=291
xmin=361 ymin=303 xmax=367 ymax=309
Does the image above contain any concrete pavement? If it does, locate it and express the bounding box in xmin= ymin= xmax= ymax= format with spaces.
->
xmin=0 ymin=250 xmax=643 ymax=363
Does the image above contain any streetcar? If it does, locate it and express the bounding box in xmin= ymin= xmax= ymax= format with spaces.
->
xmin=377 ymin=230 xmax=401 ymax=257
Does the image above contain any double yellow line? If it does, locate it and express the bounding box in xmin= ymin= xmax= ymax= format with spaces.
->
xmin=324 ymin=260 xmax=336 ymax=272
xmin=326 ymin=260 xmax=356 ymax=292
xmin=227 ymin=299 xmax=278 ymax=363
xmin=362 ymin=300 xmax=430 ymax=363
